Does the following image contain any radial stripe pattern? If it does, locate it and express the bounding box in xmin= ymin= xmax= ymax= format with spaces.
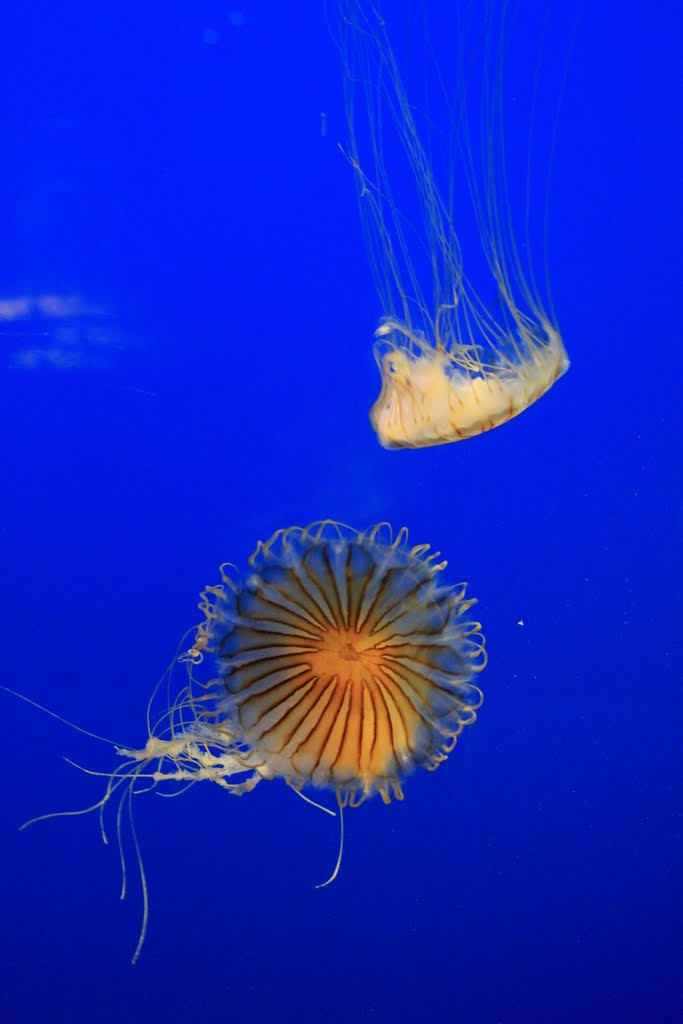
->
xmin=197 ymin=522 xmax=486 ymax=805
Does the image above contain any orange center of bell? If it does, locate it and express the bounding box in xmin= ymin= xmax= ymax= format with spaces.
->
xmin=308 ymin=626 xmax=385 ymax=685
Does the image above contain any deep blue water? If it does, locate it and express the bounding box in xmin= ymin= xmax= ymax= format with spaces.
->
xmin=0 ymin=2 xmax=681 ymax=1023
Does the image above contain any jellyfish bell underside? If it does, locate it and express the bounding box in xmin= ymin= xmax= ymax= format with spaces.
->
xmin=187 ymin=521 xmax=486 ymax=807
xmin=117 ymin=522 xmax=485 ymax=808
xmin=11 ymin=522 xmax=485 ymax=960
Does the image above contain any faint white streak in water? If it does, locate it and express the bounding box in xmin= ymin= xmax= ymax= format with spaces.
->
xmin=0 ymin=293 xmax=139 ymax=371
xmin=0 ymin=294 xmax=100 ymax=320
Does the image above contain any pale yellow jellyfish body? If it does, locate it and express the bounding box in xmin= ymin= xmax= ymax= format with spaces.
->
xmin=372 ymin=324 xmax=567 ymax=448
xmin=339 ymin=1 xmax=570 ymax=448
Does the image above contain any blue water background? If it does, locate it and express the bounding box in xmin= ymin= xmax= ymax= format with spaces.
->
xmin=0 ymin=2 xmax=681 ymax=1022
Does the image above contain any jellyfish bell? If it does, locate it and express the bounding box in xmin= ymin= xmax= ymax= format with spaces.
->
xmin=371 ymin=316 xmax=568 ymax=449
xmin=5 ymin=521 xmax=485 ymax=961
xmin=338 ymin=0 xmax=570 ymax=449
xmin=192 ymin=520 xmax=486 ymax=808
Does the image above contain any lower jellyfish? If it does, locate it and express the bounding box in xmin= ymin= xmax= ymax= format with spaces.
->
xmin=7 ymin=521 xmax=486 ymax=962
xmin=337 ymin=0 xmax=570 ymax=448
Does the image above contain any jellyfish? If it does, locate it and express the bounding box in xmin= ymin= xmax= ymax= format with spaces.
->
xmin=7 ymin=520 xmax=485 ymax=962
xmin=192 ymin=521 xmax=486 ymax=806
xmin=337 ymin=0 xmax=570 ymax=448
